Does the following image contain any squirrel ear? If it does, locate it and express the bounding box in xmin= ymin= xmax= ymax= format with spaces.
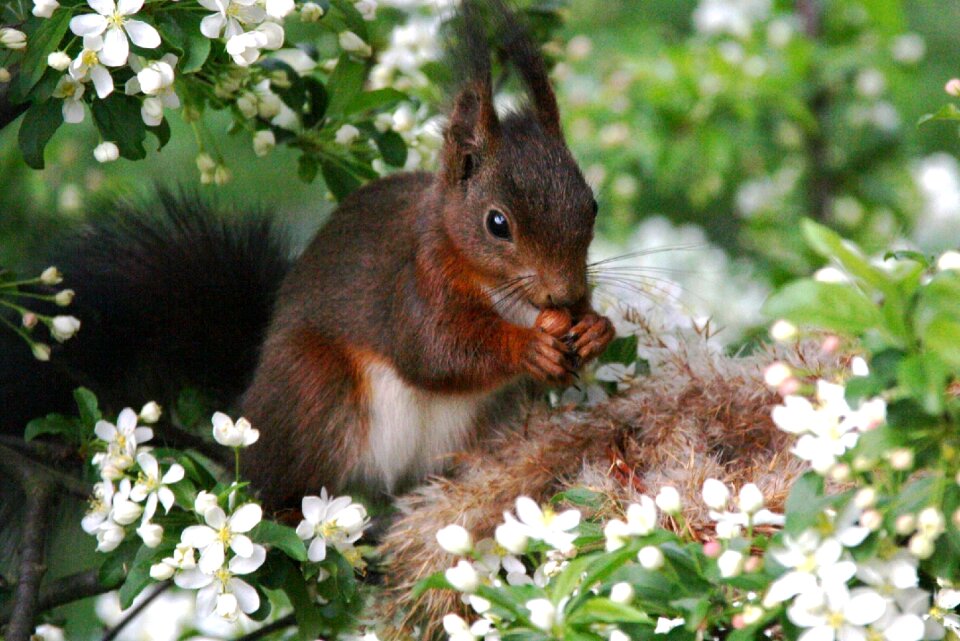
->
xmin=441 ymin=82 xmax=501 ymax=185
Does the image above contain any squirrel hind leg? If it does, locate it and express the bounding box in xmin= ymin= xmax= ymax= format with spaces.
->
xmin=240 ymin=328 xmax=369 ymax=510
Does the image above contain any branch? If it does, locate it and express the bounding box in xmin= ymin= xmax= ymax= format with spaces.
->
xmin=0 ymin=466 xmax=52 ymax=641
xmin=0 ymin=569 xmax=123 ymax=626
xmin=234 ymin=613 xmax=296 ymax=641
xmin=101 ymin=582 xmax=171 ymax=641
xmin=0 ymin=443 xmax=90 ymax=500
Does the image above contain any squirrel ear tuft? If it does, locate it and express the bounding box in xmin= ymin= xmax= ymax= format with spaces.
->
xmin=441 ymin=82 xmax=501 ymax=185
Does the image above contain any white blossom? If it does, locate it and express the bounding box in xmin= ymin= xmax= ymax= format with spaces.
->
xmin=508 ymin=496 xmax=580 ymax=554
xmin=129 ymin=452 xmax=184 ymax=521
xmin=69 ymin=36 xmax=114 ymax=98
xmin=526 ymin=598 xmax=560 ymax=632
xmin=295 ymin=488 xmax=368 ymax=562
xmin=763 ymin=530 xmax=856 ymax=607
xmin=181 ymin=503 xmax=264 ymax=573
xmin=50 ymin=315 xmax=81 ymax=342
xmin=738 ymin=483 xmax=765 ymax=515
xmin=198 ymin=0 xmax=264 ymax=40
xmin=48 ymin=51 xmax=71 ymax=71
xmin=174 ymin=545 xmax=266 ymax=620
xmin=655 ymin=486 xmax=682 ymax=515
xmin=211 ymin=412 xmax=260 ymax=447
xmin=437 ymin=524 xmax=473 ymax=555
xmin=136 ymin=521 xmax=163 ymax=547
xmin=787 ymin=585 xmax=887 ymax=641
xmin=335 ymin=124 xmax=361 ymax=145
xmin=595 ymin=362 xmax=636 ymax=391
xmin=82 ymin=481 xmax=115 ymax=534
xmin=445 ymin=560 xmax=480 ymax=593
xmin=339 ymin=31 xmax=372 ymax=57
xmin=637 ymin=545 xmax=664 ymax=570
xmin=139 ymin=401 xmax=161 ymax=423
xmin=300 ymin=2 xmax=324 ymax=21
xmin=265 ymin=0 xmax=295 ymax=19
xmin=53 ymin=75 xmax=86 ymax=124
xmin=605 ymin=495 xmax=658 ymax=551
xmin=93 ymin=408 xmax=153 ymax=478
xmin=93 ymin=141 xmax=120 ymax=163
xmin=149 ymin=543 xmax=197 ymax=581
xmin=702 ymin=479 xmax=730 ymax=510
xmin=718 ymin=550 xmax=744 ymax=578
xmin=494 ymin=514 xmax=529 ymax=554
xmin=253 ymin=129 xmax=276 ymax=156
xmin=0 ymin=28 xmax=27 ymax=50
xmin=355 ymin=0 xmax=376 ymax=20
xmin=69 ymin=0 xmax=161 ymax=68
xmin=610 ymin=582 xmax=635 ymax=604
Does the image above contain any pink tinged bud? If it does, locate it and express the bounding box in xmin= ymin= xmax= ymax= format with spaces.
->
xmin=895 ymin=514 xmax=916 ymax=535
xmin=703 ymin=540 xmax=722 ymax=558
xmin=744 ymin=556 xmax=763 ymax=573
xmin=731 ymin=614 xmax=746 ymax=630
xmin=945 ymin=78 xmax=960 ymax=97
xmin=22 ymin=312 xmax=38 ymax=329
xmin=861 ymin=509 xmax=883 ymax=531
xmin=778 ymin=378 xmax=800 ymax=396
xmin=763 ymin=362 xmax=792 ymax=388
xmin=821 ymin=335 xmax=841 ymax=353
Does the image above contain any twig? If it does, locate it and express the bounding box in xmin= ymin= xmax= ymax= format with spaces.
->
xmin=0 ymin=443 xmax=90 ymax=499
xmin=101 ymin=582 xmax=172 ymax=641
xmin=0 ymin=459 xmax=53 ymax=641
xmin=0 ymin=435 xmax=77 ymax=465
xmin=234 ymin=613 xmax=296 ymax=641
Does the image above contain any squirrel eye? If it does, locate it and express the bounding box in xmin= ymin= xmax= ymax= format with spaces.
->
xmin=486 ymin=209 xmax=512 ymax=241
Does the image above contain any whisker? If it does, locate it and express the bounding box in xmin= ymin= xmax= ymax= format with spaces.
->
xmin=587 ymin=243 xmax=705 ymax=268
xmin=589 ymin=275 xmax=692 ymax=308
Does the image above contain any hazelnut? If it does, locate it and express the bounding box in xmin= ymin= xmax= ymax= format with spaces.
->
xmin=536 ymin=308 xmax=572 ymax=338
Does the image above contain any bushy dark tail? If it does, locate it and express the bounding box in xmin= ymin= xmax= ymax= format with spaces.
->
xmin=0 ymin=190 xmax=291 ymax=432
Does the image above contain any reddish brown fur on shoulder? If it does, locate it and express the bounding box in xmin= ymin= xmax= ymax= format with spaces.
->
xmin=376 ymin=338 xmax=839 ymax=638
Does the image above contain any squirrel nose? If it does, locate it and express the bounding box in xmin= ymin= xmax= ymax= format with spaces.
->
xmin=545 ymin=282 xmax=586 ymax=308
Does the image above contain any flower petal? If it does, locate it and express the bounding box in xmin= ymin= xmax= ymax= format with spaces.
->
xmin=230 ymin=534 xmax=253 ymax=558
xmin=204 ymin=506 xmax=227 ymax=528
xmin=99 ymin=26 xmax=129 ymax=67
xmin=116 ymin=0 xmax=143 ymax=15
xmin=133 ymin=426 xmax=154 ymax=444
xmin=94 ymin=420 xmax=117 ymax=442
xmin=515 ymin=497 xmax=543 ymax=528
xmin=195 ymin=583 xmax=217 ymax=618
xmin=181 ymin=524 xmax=217 ymax=548
xmin=162 ymin=463 xmax=185 ymax=484
xmin=228 ymin=578 xmax=260 ymax=614
xmin=229 ymin=503 xmax=262 ymax=533
xmin=158 ymin=487 xmax=175 ymax=513
xmin=90 ymin=65 xmax=114 ymax=98
xmin=124 ymin=20 xmax=160 ymax=48
xmin=302 ymin=496 xmax=324 ymax=523
xmin=88 ymin=0 xmax=115 ymax=16
xmin=174 ymin=568 xmax=213 ymax=590
xmin=199 ymin=13 xmax=225 ymax=39
xmin=229 ymin=544 xmax=266 ymax=574
xmin=63 ymin=100 xmax=85 ymax=124
xmin=307 ymin=536 xmax=327 ymax=562
xmin=198 ymin=541 xmax=225 ymax=574
xmin=71 ymin=13 xmax=108 ymax=38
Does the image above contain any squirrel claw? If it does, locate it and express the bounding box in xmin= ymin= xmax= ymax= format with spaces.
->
xmin=523 ymin=329 xmax=574 ymax=386
xmin=570 ymin=314 xmax=616 ymax=363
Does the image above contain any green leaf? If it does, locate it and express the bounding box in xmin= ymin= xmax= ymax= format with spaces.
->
xmin=922 ymin=316 xmax=960 ymax=369
xmin=762 ymin=280 xmax=885 ymax=337
xmin=800 ymin=220 xmax=892 ymax=297
xmin=410 ymin=572 xmax=453 ymax=600
xmin=299 ymin=155 xmax=320 ymax=182
xmin=98 ymin=540 xmax=140 ymax=589
xmin=548 ymin=554 xmax=596 ymax=603
xmin=330 ymin=0 xmax=368 ymax=39
xmin=345 ymin=88 xmax=407 ymax=115
xmin=253 ymin=521 xmax=307 ymax=562
xmin=566 ymin=598 xmax=652 ymax=626
xmin=74 ymin=387 xmax=102 ymax=427
xmin=326 ymin=54 xmax=367 ymax=117
xmin=10 ymin=12 xmax=72 ymax=103
xmin=181 ymin=31 xmax=211 ymax=74
xmin=320 ymin=157 xmax=362 ymax=200
xmin=919 ymin=103 xmax=960 ymax=126
xmin=119 ymin=545 xmax=164 ymax=609
xmin=889 ymin=476 xmax=938 ymax=520
xmin=552 ymin=487 xmax=606 ymax=509
xmin=24 ymin=414 xmax=79 ymax=442
xmin=897 ymin=352 xmax=948 ymax=415
xmin=302 ymin=77 xmax=329 ymax=128
xmin=374 ymin=130 xmax=408 ymax=167
xmin=785 ymin=472 xmax=825 ymax=535
xmin=17 ymin=99 xmax=63 ymax=169
xmin=91 ymin=95 xmax=147 ymax=161
xmin=599 ymin=335 xmax=639 ymax=365
xmin=282 ymin=559 xmax=325 ymax=640
xmin=148 ymin=119 xmax=172 ymax=150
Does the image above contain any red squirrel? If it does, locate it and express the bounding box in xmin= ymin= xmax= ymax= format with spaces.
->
xmin=240 ymin=2 xmax=615 ymax=506
xmin=0 ymin=0 xmax=614 ymax=509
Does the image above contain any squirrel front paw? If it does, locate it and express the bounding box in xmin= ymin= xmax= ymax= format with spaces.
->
xmin=521 ymin=308 xmax=575 ymax=385
xmin=568 ymin=313 xmax=616 ymax=364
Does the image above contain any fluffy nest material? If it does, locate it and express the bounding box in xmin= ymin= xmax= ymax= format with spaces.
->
xmin=376 ymin=330 xmax=841 ymax=638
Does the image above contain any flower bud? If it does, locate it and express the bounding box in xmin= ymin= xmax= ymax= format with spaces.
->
xmin=53 ymin=289 xmax=75 ymax=306
xmin=22 ymin=312 xmax=38 ymax=329
xmin=744 ymin=555 xmax=763 ymax=573
xmin=715 ymin=520 xmax=741 ymax=540
xmin=610 ymin=581 xmax=635 ymax=604
xmin=47 ymin=51 xmax=71 ymax=71
xmin=149 ymin=561 xmax=175 ymax=581
xmin=253 ymin=130 xmax=276 ymax=157
xmin=770 ymin=319 xmax=797 ymax=342
xmin=213 ymin=165 xmax=232 ymax=186
xmin=855 ymin=487 xmax=877 ymax=509
xmin=861 ymin=509 xmax=883 ymax=531
xmin=196 ymin=153 xmax=217 ymax=173
xmin=918 ymin=507 xmax=946 ymax=538
xmin=946 ymin=78 xmax=960 ymax=97
xmin=887 ymin=448 xmax=914 ymax=471
xmin=436 ymin=524 xmax=472 ymax=555
xmin=702 ymin=478 xmax=730 ymax=510
xmin=821 ymin=334 xmax=841 ymax=353
xmin=444 ymin=560 xmax=480 ymax=593
xmin=908 ymin=533 xmax=935 ymax=559
xmin=335 ymin=124 xmax=361 ymax=146
xmin=655 ymin=486 xmax=682 ymax=515
xmin=0 ymin=67 xmax=10 ymax=83
xmin=265 ymin=0 xmax=294 ymax=19
xmin=763 ymin=362 xmax=792 ymax=388
xmin=137 ymin=521 xmax=164 ymax=547
xmin=850 ymin=356 xmax=869 ymax=377
xmin=525 ymin=598 xmax=556 ymax=632
xmin=938 ymin=250 xmax=960 ymax=271
xmin=139 ymin=401 xmax=162 ymax=424
xmin=703 ymin=540 xmax=722 ymax=557
xmin=0 ymin=28 xmax=27 ymax=50
xmin=50 ymin=315 xmax=80 ymax=342
xmin=194 ymin=490 xmax=219 ymax=515
xmin=637 ymin=545 xmax=664 ymax=570
xmin=33 ymin=0 xmax=60 ymax=17
xmin=830 ymin=463 xmax=851 ymax=482
xmin=742 ymin=605 xmax=764 ymax=625
xmin=718 ymin=550 xmax=744 ymax=578
xmin=895 ymin=513 xmax=916 ymax=535
xmin=738 ymin=483 xmax=764 ymax=515
xmin=339 ymin=31 xmax=371 ymax=57
xmin=301 ymin=2 xmax=324 ymax=21
xmin=40 ymin=266 xmax=63 ymax=285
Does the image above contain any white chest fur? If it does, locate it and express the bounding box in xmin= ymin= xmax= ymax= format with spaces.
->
xmin=354 ymin=362 xmax=488 ymax=492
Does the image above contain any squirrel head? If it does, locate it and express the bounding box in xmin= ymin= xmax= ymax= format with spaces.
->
xmin=434 ymin=4 xmax=597 ymax=312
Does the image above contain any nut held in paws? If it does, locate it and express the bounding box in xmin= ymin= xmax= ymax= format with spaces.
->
xmin=537 ymin=308 xmax=572 ymax=337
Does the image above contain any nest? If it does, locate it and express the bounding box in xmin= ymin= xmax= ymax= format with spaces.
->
xmin=376 ymin=330 xmax=839 ymax=638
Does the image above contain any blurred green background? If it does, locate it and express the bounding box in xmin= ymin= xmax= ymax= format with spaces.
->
xmin=4 ymin=0 xmax=960 ymax=345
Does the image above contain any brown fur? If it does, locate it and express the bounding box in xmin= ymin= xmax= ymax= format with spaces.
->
xmin=377 ymin=335 xmax=838 ymax=637
xmin=240 ymin=3 xmax=613 ymax=508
